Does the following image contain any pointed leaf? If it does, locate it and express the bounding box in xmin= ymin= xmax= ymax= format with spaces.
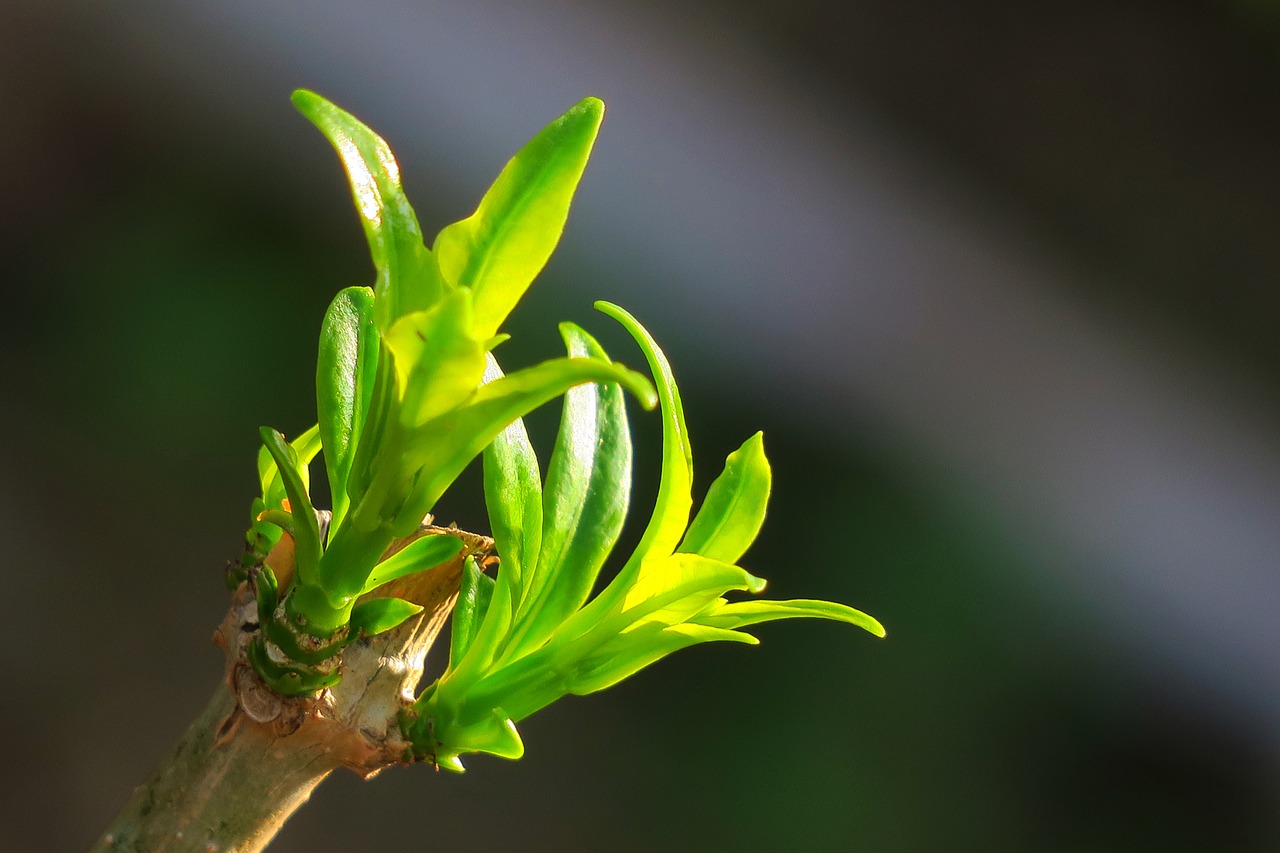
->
xmin=595 ymin=302 xmax=692 ymax=571
xmin=384 ymin=289 xmax=487 ymax=424
xmin=678 ymin=432 xmax=771 ymax=564
xmin=435 ymin=97 xmax=604 ymax=339
xmin=259 ymin=427 xmax=322 ymax=586
xmin=317 ymin=286 xmax=379 ymax=527
xmin=292 ymin=89 xmax=445 ymax=329
xmin=481 ymin=356 xmax=543 ymax=605
xmin=694 ymin=598 xmax=886 ymax=638
xmin=349 ymin=596 xmax=424 ymax=637
xmin=450 ymin=557 xmax=496 ymax=667
xmin=568 ymin=622 xmax=755 ymax=697
xmin=502 ymin=323 xmax=632 ymax=660
xmin=389 ymin=355 xmax=655 ymax=535
xmin=259 ymin=424 xmax=321 ymax=511
xmin=360 ymin=532 xmax=465 ymax=594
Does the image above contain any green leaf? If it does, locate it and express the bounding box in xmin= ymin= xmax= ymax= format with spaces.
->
xmin=615 ymin=553 xmax=765 ymax=629
xmin=349 ymin=596 xmax=424 ymax=637
xmin=481 ymin=356 xmax=543 ymax=606
xmin=390 ymin=354 xmax=656 ymax=535
xmin=693 ymin=598 xmax=886 ymax=638
xmin=292 ymin=89 xmax=445 ymax=329
xmin=501 ymin=323 xmax=632 ymax=661
xmin=384 ymin=288 xmax=487 ymax=425
xmin=434 ymin=97 xmax=604 ymax=339
xmin=567 ymin=622 xmax=755 ymax=697
xmin=359 ymin=532 xmax=465 ymax=594
xmin=317 ymin=286 xmax=379 ymax=528
xmin=254 ymin=564 xmax=280 ymax=622
xmin=595 ymin=302 xmax=692 ymax=570
xmin=259 ymin=427 xmax=323 ymax=587
xmin=678 ymin=432 xmax=771 ymax=564
xmin=258 ymin=424 xmax=322 ymax=512
xmin=450 ymin=557 xmax=496 ymax=668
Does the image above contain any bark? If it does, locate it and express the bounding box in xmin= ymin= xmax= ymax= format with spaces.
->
xmin=92 ymin=525 xmax=491 ymax=853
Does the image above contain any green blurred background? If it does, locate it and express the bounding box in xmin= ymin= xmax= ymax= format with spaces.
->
xmin=3 ymin=1 xmax=1280 ymax=850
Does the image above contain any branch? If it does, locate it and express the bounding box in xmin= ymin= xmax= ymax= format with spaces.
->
xmin=92 ymin=523 xmax=491 ymax=852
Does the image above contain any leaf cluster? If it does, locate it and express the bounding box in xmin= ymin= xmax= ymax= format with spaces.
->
xmin=406 ymin=303 xmax=883 ymax=770
xmin=244 ymin=91 xmax=655 ymax=694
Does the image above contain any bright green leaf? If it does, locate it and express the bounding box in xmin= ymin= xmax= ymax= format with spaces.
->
xmin=501 ymin=323 xmax=632 ymax=661
xmin=567 ymin=621 xmax=755 ymax=697
xmin=678 ymin=431 xmax=771 ymax=564
xmin=259 ymin=426 xmax=323 ymax=587
xmin=292 ymin=89 xmax=445 ymax=329
xmin=595 ymin=302 xmax=692 ymax=573
xmin=694 ymin=598 xmax=886 ymax=638
xmin=317 ymin=286 xmax=379 ymax=528
xmin=450 ymin=557 xmax=497 ymax=670
xmin=481 ymin=356 xmax=543 ymax=604
xmin=359 ymin=532 xmax=464 ymax=594
xmin=349 ymin=596 xmax=425 ymax=637
xmin=435 ymin=97 xmax=604 ymax=339
xmin=390 ymin=355 xmax=656 ymax=535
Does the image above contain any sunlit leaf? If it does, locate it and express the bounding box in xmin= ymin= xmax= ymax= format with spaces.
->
xmin=435 ymin=97 xmax=604 ymax=339
xmin=694 ymin=598 xmax=886 ymax=638
xmin=317 ymin=286 xmax=379 ymax=528
xmin=349 ymin=596 xmax=424 ymax=637
xmin=292 ymin=89 xmax=445 ymax=329
xmin=595 ymin=302 xmax=692 ymax=573
xmin=259 ymin=427 xmax=322 ymax=587
xmin=501 ymin=323 xmax=632 ymax=661
xmin=359 ymin=532 xmax=464 ymax=594
xmin=678 ymin=431 xmax=770 ymax=564
xmin=450 ymin=557 xmax=496 ymax=668
xmin=481 ymin=356 xmax=543 ymax=602
xmin=567 ymin=622 xmax=755 ymax=696
xmin=390 ymin=355 xmax=655 ymax=535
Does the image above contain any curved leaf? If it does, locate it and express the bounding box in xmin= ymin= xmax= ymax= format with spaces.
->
xmin=390 ymin=354 xmax=656 ymax=535
xmin=317 ymin=286 xmax=379 ymax=527
xmin=693 ymin=598 xmax=886 ymax=638
xmin=481 ymin=356 xmax=543 ymax=606
xmin=435 ymin=97 xmax=604 ymax=339
xmin=595 ymin=302 xmax=692 ymax=570
xmin=678 ymin=431 xmax=771 ymax=564
xmin=259 ymin=426 xmax=322 ymax=587
xmin=349 ymin=596 xmax=424 ymax=637
xmin=450 ymin=557 xmax=496 ymax=668
xmin=501 ymin=323 xmax=632 ymax=661
xmin=359 ymin=532 xmax=464 ymax=594
xmin=292 ymin=89 xmax=444 ymax=329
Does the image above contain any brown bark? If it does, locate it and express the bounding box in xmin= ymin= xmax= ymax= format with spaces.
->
xmin=92 ymin=525 xmax=490 ymax=853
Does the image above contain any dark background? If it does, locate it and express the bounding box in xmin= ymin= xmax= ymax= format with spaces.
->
xmin=3 ymin=1 xmax=1280 ymax=850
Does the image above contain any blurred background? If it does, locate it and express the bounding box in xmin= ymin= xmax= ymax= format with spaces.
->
xmin=3 ymin=1 xmax=1280 ymax=849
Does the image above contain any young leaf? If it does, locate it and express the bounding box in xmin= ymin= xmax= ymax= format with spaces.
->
xmin=259 ymin=424 xmax=322 ymax=511
xmin=292 ymin=89 xmax=445 ymax=329
xmin=317 ymin=286 xmax=379 ymax=528
xmin=567 ymin=622 xmax=755 ymax=697
xmin=384 ymin=289 xmax=487 ymax=425
xmin=450 ymin=557 xmax=496 ymax=668
xmin=390 ymin=355 xmax=656 ymax=535
xmin=259 ymin=427 xmax=323 ymax=587
xmin=693 ymin=598 xmax=886 ymax=638
xmin=595 ymin=302 xmax=692 ymax=571
xmin=481 ymin=356 xmax=543 ymax=603
xmin=434 ymin=97 xmax=604 ymax=340
xmin=501 ymin=323 xmax=631 ymax=661
xmin=359 ymin=532 xmax=464 ymax=594
xmin=349 ymin=596 xmax=425 ymax=637
xmin=678 ymin=432 xmax=771 ymax=564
